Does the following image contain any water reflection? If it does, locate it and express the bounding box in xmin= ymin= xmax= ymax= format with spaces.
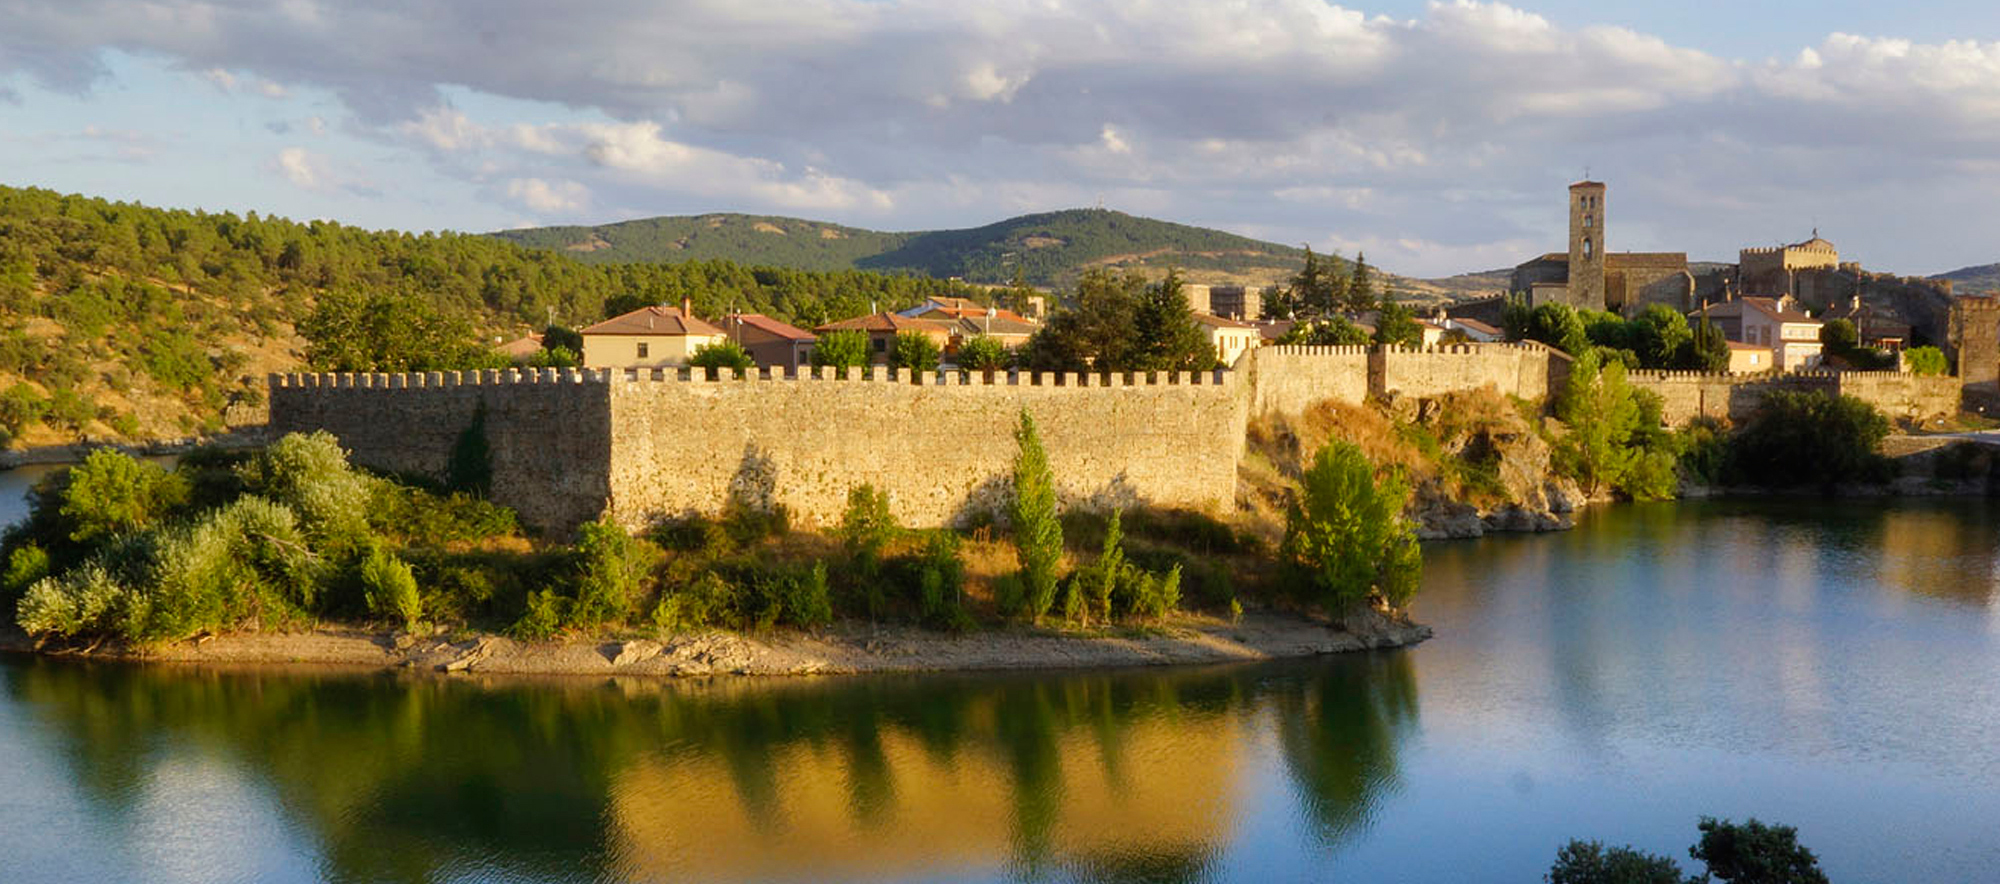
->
xmin=5 ymin=655 xmax=1418 ymax=884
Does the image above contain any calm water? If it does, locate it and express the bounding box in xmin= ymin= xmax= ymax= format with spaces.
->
xmin=2 ymin=478 xmax=1998 ymax=882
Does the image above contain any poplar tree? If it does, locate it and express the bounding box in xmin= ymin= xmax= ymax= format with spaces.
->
xmin=1010 ymin=411 xmax=1064 ymax=623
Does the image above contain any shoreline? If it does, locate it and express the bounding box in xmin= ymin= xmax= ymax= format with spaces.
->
xmin=0 ymin=607 xmax=1432 ymax=678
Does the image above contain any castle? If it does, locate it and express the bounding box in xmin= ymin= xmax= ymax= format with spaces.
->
xmin=267 ymin=343 xmax=1960 ymax=535
xmin=1508 ymin=181 xmax=1697 ymax=313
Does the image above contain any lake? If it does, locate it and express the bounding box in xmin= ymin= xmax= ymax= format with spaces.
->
xmin=1 ymin=483 xmax=1996 ymax=882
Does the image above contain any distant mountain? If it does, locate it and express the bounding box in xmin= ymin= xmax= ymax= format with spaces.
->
xmin=492 ymin=208 xmax=1314 ymax=289
xmin=1935 ymin=263 xmax=2000 ymax=295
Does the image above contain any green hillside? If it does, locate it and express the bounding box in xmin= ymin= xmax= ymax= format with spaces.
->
xmin=0 ymin=185 xmax=976 ymax=449
xmin=493 ymin=208 xmax=1310 ymax=288
xmin=1935 ymin=263 xmax=2000 ymax=296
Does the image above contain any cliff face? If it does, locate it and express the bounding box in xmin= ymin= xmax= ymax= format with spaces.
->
xmin=1240 ymin=388 xmax=1586 ymax=541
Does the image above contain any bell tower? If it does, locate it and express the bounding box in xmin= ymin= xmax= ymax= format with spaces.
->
xmin=1567 ymin=180 xmax=1607 ymax=310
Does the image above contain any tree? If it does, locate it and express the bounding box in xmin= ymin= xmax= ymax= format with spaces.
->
xmin=1690 ymin=817 xmax=1829 ymax=884
xmin=810 ymin=329 xmax=870 ymax=371
xmin=1547 ymin=840 xmax=1693 ymax=884
xmin=1725 ymin=391 xmax=1890 ymax=488
xmin=1343 ymin=251 xmax=1376 ymax=312
xmin=1372 ymin=299 xmax=1424 ymax=347
xmin=1018 ymin=268 xmax=1143 ymax=372
xmin=956 ymin=334 xmax=1010 ymax=372
xmin=1632 ymin=304 xmax=1692 ymax=369
xmin=889 ymin=330 xmax=942 ymax=374
xmin=542 ymin=324 xmax=583 ymax=354
xmin=1010 ymin=411 xmax=1063 ymax=624
xmin=1819 ymin=318 xmax=1859 ymax=353
xmin=235 ymin=431 xmax=373 ymax=547
xmin=298 ymin=287 xmax=503 ymax=372
xmin=689 ymin=340 xmax=755 ymax=379
xmin=1280 ymin=440 xmax=1421 ymax=612
xmin=566 ymin=518 xmax=654 ymax=629
xmin=1286 ymin=246 xmax=1345 ymax=318
xmin=1130 ymin=269 xmax=1214 ymax=371
xmin=1277 ymin=316 xmax=1370 ymax=346
xmin=1529 ymin=302 xmax=1591 ymax=355
xmin=1555 ymin=350 xmax=1678 ymax=500
xmin=1686 ymin=314 xmax=1731 ymax=372
xmin=1502 ymin=296 xmax=1534 ymax=342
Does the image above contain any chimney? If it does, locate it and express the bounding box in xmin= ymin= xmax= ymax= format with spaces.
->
xmin=682 ymin=296 xmax=694 ymax=320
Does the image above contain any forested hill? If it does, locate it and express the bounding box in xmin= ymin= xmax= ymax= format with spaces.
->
xmin=0 ymin=184 xmax=977 ymax=448
xmin=1935 ymin=263 xmax=2000 ymax=296
xmin=491 ymin=208 xmax=1312 ymax=289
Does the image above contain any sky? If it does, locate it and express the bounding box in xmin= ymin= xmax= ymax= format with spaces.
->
xmin=4 ymin=1 xmax=2000 ymax=279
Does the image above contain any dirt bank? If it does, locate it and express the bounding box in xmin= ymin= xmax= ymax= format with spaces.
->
xmin=0 ymin=607 xmax=1430 ymax=677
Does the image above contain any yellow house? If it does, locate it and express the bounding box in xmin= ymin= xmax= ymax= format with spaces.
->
xmin=1194 ymin=313 xmax=1260 ymax=367
xmin=580 ymin=302 xmax=727 ymax=369
xmin=1726 ymin=340 xmax=1773 ymax=374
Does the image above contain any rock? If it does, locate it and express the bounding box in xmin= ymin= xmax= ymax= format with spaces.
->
xmin=1543 ymin=479 xmax=1580 ymax=513
xmin=611 ymin=639 xmax=662 ymax=667
xmin=442 ymin=637 xmax=498 ymax=673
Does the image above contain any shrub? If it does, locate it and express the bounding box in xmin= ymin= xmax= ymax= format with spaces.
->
xmin=2 ymin=543 xmax=52 ymax=605
xmin=1081 ymin=510 xmax=1126 ymax=626
xmin=783 ymin=562 xmax=834 ymax=628
xmin=689 ymin=340 xmax=755 ymax=379
xmin=0 ymin=382 xmax=44 ymax=438
xmin=889 ymin=330 xmax=942 ymax=375
xmin=810 ymin=329 xmax=870 ymax=371
xmin=1904 ymin=345 xmax=1947 ymax=376
xmin=1281 ymin=440 xmax=1421 ymax=612
xmin=566 ymin=518 xmax=654 ymax=629
xmin=1725 ymin=391 xmax=1890 ymax=487
xmin=210 ymin=497 xmax=321 ymax=611
xmin=237 ymin=431 xmax=374 ymax=546
xmin=17 ymin=565 xmax=127 ymax=639
xmin=60 ymin=449 xmax=189 ymax=542
xmin=909 ymin=531 xmax=966 ymax=629
xmin=361 ymin=545 xmax=422 ymax=630
xmin=652 ymin=571 xmax=739 ymax=632
xmin=1010 ymin=411 xmax=1064 ymax=623
xmin=511 ymin=589 xmax=566 ymax=640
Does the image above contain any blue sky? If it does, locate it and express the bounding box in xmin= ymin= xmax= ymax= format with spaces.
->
xmin=4 ymin=0 xmax=2000 ymax=278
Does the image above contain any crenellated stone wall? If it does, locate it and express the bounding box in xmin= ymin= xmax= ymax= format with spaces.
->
xmin=1625 ymin=369 xmax=1961 ymax=425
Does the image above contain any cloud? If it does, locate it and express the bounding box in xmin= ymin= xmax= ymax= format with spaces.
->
xmin=271 ymin=146 xmax=375 ymax=196
xmin=504 ymin=177 xmax=589 ymax=214
xmin=6 ymin=1 xmax=2000 ymax=273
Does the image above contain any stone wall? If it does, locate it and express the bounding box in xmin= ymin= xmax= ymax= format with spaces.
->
xmin=272 ymin=367 xmax=1245 ymax=533
xmin=1376 ymin=343 xmax=1566 ymax=403
xmin=1626 ymin=370 xmax=1961 ymax=425
xmin=605 ymin=368 xmax=1246 ymax=530
xmin=268 ymin=370 xmax=616 ymax=532
xmin=1245 ymin=345 xmax=1371 ymax=417
xmin=1950 ymin=296 xmax=2000 ymax=398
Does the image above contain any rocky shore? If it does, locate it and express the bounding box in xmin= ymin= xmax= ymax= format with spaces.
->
xmin=0 ymin=607 xmax=1431 ymax=678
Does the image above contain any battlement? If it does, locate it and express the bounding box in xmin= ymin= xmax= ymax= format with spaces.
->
xmin=270 ymin=366 xmax=1237 ymax=390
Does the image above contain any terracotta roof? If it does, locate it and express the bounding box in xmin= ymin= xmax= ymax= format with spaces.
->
xmin=726 ymin=313 xmax=815 ymax=342
xmin=495 ymin=334 xmax=544 ymax=359
xmin=1193 ymin=313 xmax=1257 ymax=330
xmin=815 ymin=312 xmax=954 ymax=334
xmin=1448 ymin=317 xmax=1502 ymax=336
xmin=1699 ymin=297 xmax=1818 ymax=325
xmin=582 ymin=305 xmax=725 ymax=337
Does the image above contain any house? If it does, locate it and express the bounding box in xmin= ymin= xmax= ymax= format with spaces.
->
xmin=1698 ymin=296 xmax=1823 ymax=371
xmin=1194 ymin=313 xmax=1261 ymax=367
xmin=721 ymin=314 xmax=816 ymax=370
xmin=949 ymin=313 xmax=1039 ymax=352
xmin=494 ymin=333 xmax=545 ymax=363
xmin=1725 ymin=340 xmax=1773 ymax=374
xmin=1823 ymin=295 xmax=1912 ymax=351
xmin=815 ymin=312 xmax=955 ymax=364
xmin=1416 ymin=319 xmax=1447 ymax=347
xmin=579 ymin=300 xmax=727 ymax=369
xmin=1254 ymin=320 xmax=1296 ymax=344
xmin=1442 ymin=317 xmax=1504 ymax=343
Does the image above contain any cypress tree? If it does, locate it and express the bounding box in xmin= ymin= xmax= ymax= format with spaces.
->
xmin=1010 ymin=411 xmax=1063 ymax=624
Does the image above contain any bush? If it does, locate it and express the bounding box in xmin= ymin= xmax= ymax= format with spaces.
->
xmin=1904 ymin=345 xmax=1947 ymax=376
xmin=566 ymin=518 xmax=654 ymax=629
xmin=652 ymin=571 xmax=739 ymax=632
xmin=237 ymin=431 xmax=374 ymax=546
xmin=0 ymin=382 xmax=44 ymax=438
xmin=512 ymin=589 xmax=566 ymax=640
xmin=361 ymin=545 xmax=422 ymax=630
xmin=689 ymin=340 xmax=755 ymax=379
xmin=1555 ymin=350 xmax=1679 ymax=501
xmin=1281 ymin=440 xmax=1421 ymax=612
xmin=889 ymin=330 xmax=942 ymax=374
xmin=1726 ymin=391 xmax=1891 ymax=487
xmin=1010 ymin=411 xmax=1064 ymax=623
xmin=17 ymin=565 xmax=127 ymax=640
xmin=2 ymin=543 xmax=51 ymax=606
xmin=59 ymin=449 xmax=189 ymax=542
xmin=810 ymin=329 xmax=870 ymax=370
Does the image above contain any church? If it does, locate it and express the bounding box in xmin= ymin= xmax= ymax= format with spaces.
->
xmin=1509 ymin=181 xmax=1696 ymax=314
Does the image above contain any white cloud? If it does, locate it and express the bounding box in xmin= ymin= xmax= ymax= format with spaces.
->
xmin=271 ymin=146 xmax=373 ymax=196
xmin=505 ymin=177 xmax=589 ymax=213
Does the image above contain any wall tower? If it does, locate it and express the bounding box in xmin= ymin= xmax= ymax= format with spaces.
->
xmin=1567 ymin=180 xmax=1607 ymax=311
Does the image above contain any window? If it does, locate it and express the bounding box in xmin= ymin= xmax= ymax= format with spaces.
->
xmin=1583 ymin=214 xmax=1593 ymax=228
xmin=1583 ymin=238 xmax=1594 ymax=259
xmin=873 ymin=337 xmax=886 ymax=352
xmin=637 ymin=342 xmax=649 ymax=359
